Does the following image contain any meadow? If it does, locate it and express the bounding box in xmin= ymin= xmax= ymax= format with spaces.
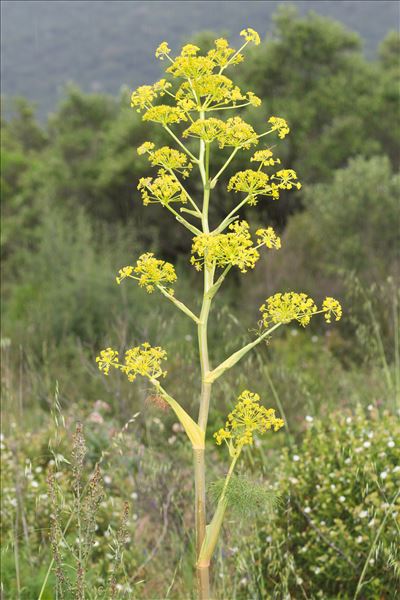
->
xmin=1 ymin=8 xmax=399 ymax=599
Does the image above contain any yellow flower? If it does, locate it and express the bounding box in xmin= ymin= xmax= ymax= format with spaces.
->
xmin=240 ymin=28 xmax=261 ymax=45
xmin=177 ymin=73 xmax=245 ymax=107
xmin=96 ymin=343 xmax=167 ymax=383
xmin=130 ymin=85 xmax=156 ymax=111
xmin=155 ymin=41 xmax=171 ymax=59
xmin=167 ymin=55 xmax=215 ymax=79
xmin=268 ymin=116 xmax=290 ymax=139
xmin=207 ymin=38 xmax=239 ymax=68
xmin=152 ymin=79 xmax=172 ymax=94
xmin=143 ymin=105 xmax=187 ymax=125
xmin=146 ymin=146 xmax=192 ymax=177
xmin=322 ymin=297 xmax=342 ymax=323
xmin=251 ymin=148 xmax=281 ymax=167
xmin=137 ymin=141 xmax=155 ymax=155
xmin=213 ymin=428 xmax=232 ymax=445
xmin=122 ymin=343 xmax=167 ymax=382
xmin=227 ymin=170 xmax=280 ymax=203
xmin=191 ymin=220 xmax=260 ymax=273
xmin=177 ymin=97 xmax=197 ymax=112
xmin=181 ymin=44 xmax=201 ymax=57
xmin=183 ymin=118 xmax=226 ymax=143
xmin=130 ymin=81 xmax=171 ymax=112
xmin=217 ymin=117 xmax=258 ymax=149
xmin=138 ymin=170 xmax=186 ymax=206
xmin=260 ymin=292 xmax=318 ymax=327
xmin=273 ymin=169 xmax=301 ymax=190
xmin=256 ymin=227 xmax=281 ymax=250
xmin=133 ymin=252 xmax=177 ymax=293
xmin=214 ymin=390 xmax=283 ymax=450
xmin=247 ymin=91 xmax=262 ymax=107
xmin=96 ymin=348 xmax=119 ymax=375
xmin=116 ymin=266 xmax=134 ymax=285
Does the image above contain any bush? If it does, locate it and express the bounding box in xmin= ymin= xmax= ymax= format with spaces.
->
xmin=258 ymin=406 xmax=400 ymax=599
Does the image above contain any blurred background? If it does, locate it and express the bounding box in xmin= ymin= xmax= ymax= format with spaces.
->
xmin=1 ymin=1 xmax=399 ymax=599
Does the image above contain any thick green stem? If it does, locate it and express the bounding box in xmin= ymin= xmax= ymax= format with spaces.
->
xmin=198 ymin=266 xmax=214 ymax=428
xmin=198 ymin=452 xmax=240 ymax=566
xmin=195 ymin=116 xmax=213 ymax=599
xmin=195 ymin=263 xmax=213 ymax=599
xmin=194 ymin=449 xmax=209 ymax=599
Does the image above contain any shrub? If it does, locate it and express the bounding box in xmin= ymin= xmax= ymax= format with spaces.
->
xmin=258 ymin=406 xmax=400 ymax=599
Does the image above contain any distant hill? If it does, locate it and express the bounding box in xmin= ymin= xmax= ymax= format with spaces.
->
xmin=1 ymin=0 xmax=398 ymax=119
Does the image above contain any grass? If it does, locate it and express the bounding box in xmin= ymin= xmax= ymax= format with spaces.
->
xmin=1 ymin=304 xmax=399 ymax=599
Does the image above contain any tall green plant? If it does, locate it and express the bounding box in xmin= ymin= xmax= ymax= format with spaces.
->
xmin=95 ymin=30 xmax=342 ymax=599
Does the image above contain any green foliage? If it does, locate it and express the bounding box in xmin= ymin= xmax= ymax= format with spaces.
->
xmin=275 ymin=155 xmax=399 ymax=287
xmin=0 ymin=402 xmax=196 ymax=599
xmin=0 ymin=101 xmax=46 ymax=262
xmin=257 ymin=407 xmax=400 ymax=599
xmin=3 ymin=203 xmax=137 ymax=348
xmin=209 ymin=475 xmax=278 ymax=517
xmin=236 ymin=8 xmax=399 ymax=183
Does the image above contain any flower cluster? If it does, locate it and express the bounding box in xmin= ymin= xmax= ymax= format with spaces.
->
xmin=268 ymin=116 xmax=290 ymax=139
xmin=260 ymin=293 xmax=343 ymax=328
xmin=191 ymin=221 xmax=259 ymax=273
xmin=251 ymin=148 xmax=281 ymax=167
xmin=138 ymin=171 xmax=186 ymax=206
xmin=183 ymin=116 xmax=258 ymax=149
xmin=142 ymin=105 xmax=187 ymax=125
xmin=138 ymin=144 xmax=192 ymax=178
xmin=219 ymin=117 xmax=258 ymax=149
xmin=137 ymin=141 xmax=155 ymax=155
xmin=322 ymin=297 xmax=343 ymax=323
xmin=227 ymin=170 xmax=279 ymax=204
xmin=115 ymin=266 xmax=133 ymax=285
xmin=260 ymin=292 xmax=318 ymax=327
xmin=155 ymin=42 xmax=171 ymax=59
xmin=176 ymin=74 xmax=258 ymax=110
xmin=130 ymin=79 xmax=171 ymax=111
xmin=207 ymin=37 xmax=243 ymax=69
xmin=95 ymin=347 xmax=119 ymax=375
xmin=116 ymin=253 xmax=177 ymax=293
xmin=256 ymin=227 xmax=281 ymax=249
xmin=132 ymin=253 xmax=177 ymax=293
xmin=183 ymin=118 xmax=226 ymax=143
xmin=150 ymin=31 xmax=261 ymax=113
xmin=96 ymin=343 xmax=167 ymax=383
xmin=166 ymin=51 xmax=215 ymax=80
xmin=272 ymin=169 xmax=302 ymax=190
xmin=240 ymin=28 xmax=261 ymax=45
xmin=122 ymin=344 xmax=167 ymax=382
xmin=214 ymin=390 xmax=284 ymax=451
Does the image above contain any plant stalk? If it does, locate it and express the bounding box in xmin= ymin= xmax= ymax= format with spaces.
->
xmin=195 ymin=263 xmax=213 ymax=598
xmin=198 ymin=451 xmax=240 ymax=566
xmin=195 ymin=117 xmax=213 ymax=599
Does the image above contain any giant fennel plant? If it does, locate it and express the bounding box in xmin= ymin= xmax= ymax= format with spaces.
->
xmin=96 ymin=29 xmax=342 ymax=599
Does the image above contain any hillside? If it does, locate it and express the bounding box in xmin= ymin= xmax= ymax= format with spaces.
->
xmin=1 ymin=0 xmax=398 ymax=118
